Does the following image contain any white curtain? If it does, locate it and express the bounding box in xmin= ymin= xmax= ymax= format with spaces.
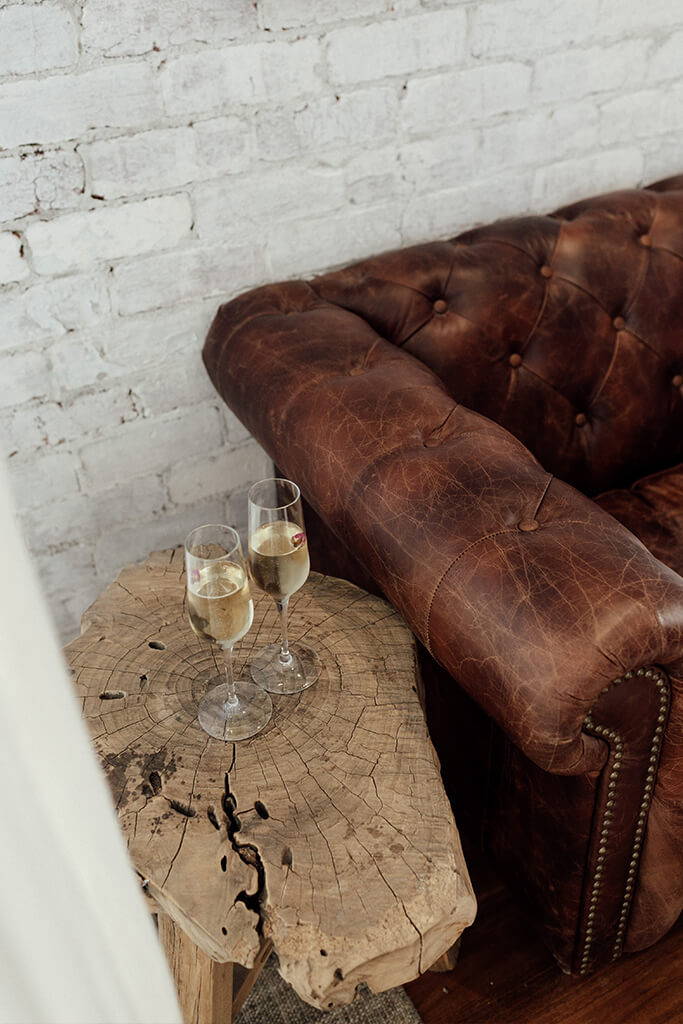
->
xmin=0 ymin=456 xmax=182 ymax=1024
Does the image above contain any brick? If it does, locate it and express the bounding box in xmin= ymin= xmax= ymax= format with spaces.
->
xmin=132 ymin=351 xmax=217 ymax=416
xmin=596 ymin=0 xmax=683 ymax=38
xmin=26 ymin=195 xmax=192 ymax=276
xmin=1 ymin=388 xmax=138 ymax=459
xmin=82 ymin=120 xmax=251 ymax=200
xmin=53 ymin=586 xmax=101 ymax=642
xmin=34 ymin=544 xmax=96 ymax=604
xmin=49 ymin=302 xmax=214 ymax=391
xmin=401 ymin=170 xmax=535 ymax=244
xmin=7 ymin=450 xmax=80 ymax=508
xmin=112 ymin=243 xmax=267 ymax=315
xmin=35 ymin=150 xmax=85 ymax=212
xmin=256 ymin=87 xmax=400 ymax=165
xmin=648 ymin=30 xmax=683 ymax=84
xmin=193 ymin=166 xmax=345 ymax=242
xmin=532 ymin=148 xmax=645 ymax=210
xmin=344 ymin=147 xmax=407 ymax=207
xmin=470 ymin=0 xmax=595 ymax=60
xmin=0 ymin=231 xmax=28 ymax=284
xmin=0 ymin=4 xmax=77 ymax=77
xmin=0 ymin=155 xmax=36 ymax=221
xmin=268 ymin=204 xmax=402 ymax=278
xmin=1 ymin=274 xmax=110 ymax=351
xmin=161 ymin=39 xmax=321 ymax=117
xmin=643 ymin=136 xmax=683 ymax=184
xmin=480 ymin=102 xmax=599 ymax=173
xmin=83 ymin=0 xmax=255 ymax=56
xmin=600 ymin=87 xmax=683 ymax=146
xmin=258 ymin=0 xmax=387 ymax=31
xmin=166 ymin=441 xmax=272 ymax=505
xmin=402 ymin=63 xmax=532 ymax=136
xmin=326 ymin=9 xmax=467 ymax=84
xmin=78 ymin=405 xmax=224 ymax=491
xmin=0 ymin=150 xmax=84 ymax=222
xmin=1 ymin=348 xmax=52 ymax=410
xmin=534 ymin=40 xmax=646 ymax=103
xmin=220 ymin=406 xmax=251 ymax=447
xmin=1 ymin=403 xmax=62 ymax=458
xmin=20 ymin=475 xmax=165 ymax=551
xmin=0 ymin=63 xmax=162 ymax=150
xmin=399 ymin=130 xmax=480 ymax=194
xmin=290 ymin=87 xmax=399 ymax=161
xmin=94 ymin=498 xmax=228 ymax=579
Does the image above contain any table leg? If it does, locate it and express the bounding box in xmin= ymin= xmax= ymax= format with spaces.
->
xmin=159 ymin=913 xmax=234 ymax=1024
xmin=428 ymin=937 xmax=462 ymax=972
xmin=231 ymin=939 xmax=273 ymax=1019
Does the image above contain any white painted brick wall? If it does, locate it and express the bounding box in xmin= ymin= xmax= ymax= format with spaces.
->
xmin=1 ymin=0 xmax=681 ymax=640
xmin=0 ymin=4 xmax=78 ymax=77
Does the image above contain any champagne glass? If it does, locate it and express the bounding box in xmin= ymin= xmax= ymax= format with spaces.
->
xmin=247 ymin=479 xmax=321 ymax=695
xmin=184 ymin=524 xmax=272 ymax=741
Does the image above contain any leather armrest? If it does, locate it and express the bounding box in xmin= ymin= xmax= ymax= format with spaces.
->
xmin=204 ymin=281 xmax=683 ymax=774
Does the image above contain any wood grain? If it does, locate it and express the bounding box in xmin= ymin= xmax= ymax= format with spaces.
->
xmin=159 ymin=913 xmax=233 ymax=1024
xmin=66 ymin=550 xmax=475 ymax=1010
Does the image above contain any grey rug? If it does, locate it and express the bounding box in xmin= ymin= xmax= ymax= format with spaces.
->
xmin=236 ymin=956 xmax=422 ymax=1024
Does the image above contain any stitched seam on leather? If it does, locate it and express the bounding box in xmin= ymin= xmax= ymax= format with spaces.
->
xmin=397 ymin=312 xmax=437 ymax=348
xmin=458 ymin=236 xmax=540 ymax=265
xmin=516 ymin=363 xmax=578 ymax=410
xmin=530 ymin=472 xmax=554 ymax=521
xmin=400 ymin=305 xmax=483 ymax=349
xmin=424 ymin=515 xmax=597 ymax=653
xmin=652 ymin=244 xmax=683 ymax=263
xmin=588 ymin=331 xmax=624 ymax=408
xmin=623 ymin=226 xmax=654 ymax=322
xmin=348 ymin=433 xmax=538 ymax=554
xmin=215 ymin=281 xmax=326 ymax=352
xmin=423 ymin=528 xmax=520 ymax=649
xmin=549 ymin=271 xmax=611 ymax=318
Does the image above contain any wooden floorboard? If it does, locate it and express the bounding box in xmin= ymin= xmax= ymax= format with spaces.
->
xmin=406 ymin=853 xmax=683 ymax=1024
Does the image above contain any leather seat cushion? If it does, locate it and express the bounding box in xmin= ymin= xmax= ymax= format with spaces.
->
xmin=596 ymin=463 xmax=683 ymax=577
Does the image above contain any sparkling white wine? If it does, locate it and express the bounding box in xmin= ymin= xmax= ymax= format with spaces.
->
xmin=187 ymin=561 xmax=253 ymax=647
xmin=248 ymin=521 xmax=309 ymax=601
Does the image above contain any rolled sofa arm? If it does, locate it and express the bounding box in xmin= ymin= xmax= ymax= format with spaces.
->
xmin=203 ymin=280 xmax=683 ymax=775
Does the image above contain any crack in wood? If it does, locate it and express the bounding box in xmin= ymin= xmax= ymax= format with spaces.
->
xmin=67 ymin=561 xmax=476 ymax=1008
xmin=167 ymin=798 xmax=196 ymax=818
xmin=222 ymin=764 xmax=266 ymax=938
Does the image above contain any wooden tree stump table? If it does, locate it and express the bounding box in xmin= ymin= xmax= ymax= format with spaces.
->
xmin=66 ymin=549 xmax=476 ymax=1020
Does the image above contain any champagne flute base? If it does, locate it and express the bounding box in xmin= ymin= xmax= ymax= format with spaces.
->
xmin=250 ymin=642 xmax=321 ymax=695
xmin=197 ymin=678 xmax=272 ymax=741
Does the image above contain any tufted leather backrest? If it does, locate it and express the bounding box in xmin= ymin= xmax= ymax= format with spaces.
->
xmin=310 ymin=175 xmax=683 ymax=495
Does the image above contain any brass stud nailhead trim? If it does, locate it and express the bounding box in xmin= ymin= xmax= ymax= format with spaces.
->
xmin=578 ymin=667 xmax=669 ymax=975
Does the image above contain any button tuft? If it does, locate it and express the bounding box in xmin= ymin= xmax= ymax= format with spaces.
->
xmin=640 ymin=234 xmax=652 ymax=247
xmin=613 ymin=316 xmax=626 ymax=330
xmin=575 ymin=412 xmax=587 ymax=427
xmin=433 ymin=299 xmax=448 ymax=314
xmin=509 ymin=353 xmax=523 ymax=368
xmin=518 ymin=520 xmax=539 ymax=532
xmin=540 ymin=265 xmax=553 ymax=278
xmin=673 ymin=374 xmax=683 ymax=388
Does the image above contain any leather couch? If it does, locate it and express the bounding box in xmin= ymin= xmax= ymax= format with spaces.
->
xmin=203 ymin=176 xmax=683 ymax=974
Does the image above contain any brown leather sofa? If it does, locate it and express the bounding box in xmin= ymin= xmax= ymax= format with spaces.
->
xmin=203 ymin=177 xmax=683 ymax=975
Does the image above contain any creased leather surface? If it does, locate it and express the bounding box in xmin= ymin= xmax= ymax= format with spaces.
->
xmin=597 ymin=463 xmax=683 ymax=577
xmin=203 ymin=179 xmax=683 ymax=967
xmin=204 ymin=280 xmax=683 ymax=776
xmin=310 ymin=175 xmax=683 ymax=496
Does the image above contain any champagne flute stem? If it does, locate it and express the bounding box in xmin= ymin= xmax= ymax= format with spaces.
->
xmin=222 ymin=645 xmax=238 ymax=706
xmin=276 ymin=598 xmax=293 ymax=666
